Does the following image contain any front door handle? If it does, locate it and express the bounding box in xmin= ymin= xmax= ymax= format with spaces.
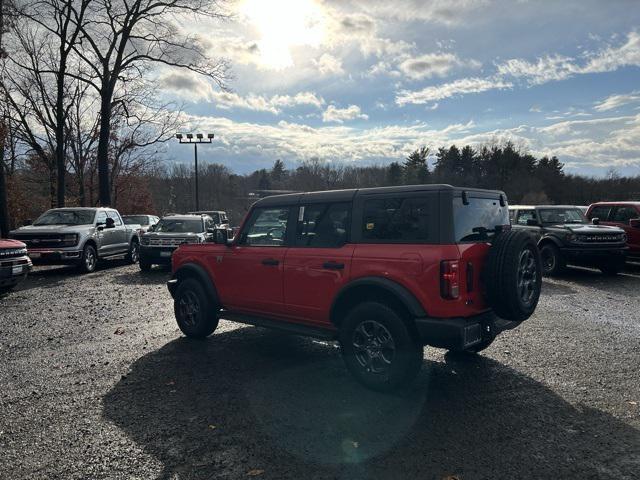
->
xmin=322 ymin=261 xmax=344 ymax=270
xmin=261 ymin=258 xmax=279 ymax=266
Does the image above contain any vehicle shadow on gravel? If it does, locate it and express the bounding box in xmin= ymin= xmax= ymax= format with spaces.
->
xmin=113 ymin=267 xmax=171 ymax=286
xmin=102 ymin=328 xmax=640 ymax=480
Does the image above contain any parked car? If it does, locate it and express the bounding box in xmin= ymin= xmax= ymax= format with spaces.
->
xmin=187 ymin=210 xmax=229 ymax=229
xmin=586 ymin=202 xmax=640 ymax=261
xmin=123 ymin=214 xmax=159 ymax=234
xmin=9 ymin=207 xmax=140 ymax=273
xmin=167 ymin=185 xmax=542 ymax=391
xmin=139 ymin=214 xmax=215 ymax=271
xmin=0 ymin=239 xmax=32 ymax=293
xmin=509 ymin=205 xmax=627 ymax=275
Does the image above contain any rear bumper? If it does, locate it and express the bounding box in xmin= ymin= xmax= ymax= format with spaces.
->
xmin=415 ymin=311 xmax=515 ymax=350
xmin=140 ymin=246 xmax=176 ymax=264
xmin=0 ymin=257 xmax=32 ymax=287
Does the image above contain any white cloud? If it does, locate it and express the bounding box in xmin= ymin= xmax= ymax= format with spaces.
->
xmin=594 ymin=91 xmax=640 ymax=112
xmin=396 ymin=77 xmax=512 ymax=105
xmin=497 ymin=31 xmax=640 ymax=85
xmin=398 ymin=53 xmax=480 ymax=80
xmin=158 ymin=71 xmax=325 ymax=114
xmin=314 ymin=53 xmax=344 ymax=75
xmin=322 ymin=104 xmax=369 ymax=123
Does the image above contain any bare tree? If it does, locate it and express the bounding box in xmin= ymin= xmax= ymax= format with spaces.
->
xmin=71 ymin=0 xmax=230 ymax=206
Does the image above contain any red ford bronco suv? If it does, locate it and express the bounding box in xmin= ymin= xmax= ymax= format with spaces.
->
xmin=168 ymin=185 xmax=542 ymax=391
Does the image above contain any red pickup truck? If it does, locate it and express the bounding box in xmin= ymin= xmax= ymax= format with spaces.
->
xmin=586 ymin=202 xmax=640 ymax=260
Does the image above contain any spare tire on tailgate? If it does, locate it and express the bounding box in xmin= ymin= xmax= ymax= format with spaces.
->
xmin=485 ymin=229 xmax=542 ymax=322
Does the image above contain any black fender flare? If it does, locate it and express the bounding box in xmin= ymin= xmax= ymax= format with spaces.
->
xmin=330 ymin=276 xmax=427 ymax=325
xmin=170 ymin=263 xmax=220 ymax=305
xmin=538 ymin=234 xmax=564 ymax=249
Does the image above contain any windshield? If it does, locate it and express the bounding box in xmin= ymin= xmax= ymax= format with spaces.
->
xmin=455 ymin=196 xmax=509 ymax=242
xmin=154 ymin=219 xmax=203 ymax=233
xmin=33 ymin=209 xmax=96 ymax=226
xmin=539 ymin=208 xmax=587 ymax=224
xmin=124 ymin=215 xmax=149 ymax=225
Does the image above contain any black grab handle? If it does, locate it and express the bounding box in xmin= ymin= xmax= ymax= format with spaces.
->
xmin=322 ymin=261 xmax=344 ymax=270
xmin=261 ymin=258 xmax=279 ymax=266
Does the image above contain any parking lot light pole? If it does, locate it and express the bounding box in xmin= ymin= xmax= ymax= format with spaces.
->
xmin=175 ymin=133 xmax=215 ymax=211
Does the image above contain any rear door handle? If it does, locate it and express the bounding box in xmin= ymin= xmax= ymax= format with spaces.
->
xmin=261 ymin=258 xmax=279 ymax=266
xmin=322 ymin=261 xmax=344 ymax=270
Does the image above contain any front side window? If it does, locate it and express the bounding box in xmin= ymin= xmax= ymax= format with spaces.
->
xmin=539 ymin=208 xmax=586 ymax=225
xmin=296 ymin=203 xmax=350 ymax=247
xmin=241 ymin=207 xmax=289 ymax=246
xmin=516 ymin=210 xmax=537 ymax=225
xmin=154 ymin=219 xmax=204 ymax=233
xmin=95 ymin=211 xmax=108 ymax=225
xmin=124 ymin=215 xmax=149 ymax=226
xmin=362 ymin=197 xmax=432 ymax=243
xmin=107 ymin=211 xmax=123 ymax=226
xmin=611 ymin=206 xmax=639 ymax=224
xmin=33 ymin=209 xmax=96 ymax=226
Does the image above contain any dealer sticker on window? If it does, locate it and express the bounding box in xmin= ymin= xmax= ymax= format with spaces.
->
xmin=366 ymin=222 xmax=375 ymax=230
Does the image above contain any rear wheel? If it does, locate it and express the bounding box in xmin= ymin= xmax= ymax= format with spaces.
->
xmin=485 ymin=230 xmax=542 ymax=322
xmin=77 ymin=244 xmax=97 ymax=273
xmin=174 ymin=278 xmax=219 ymax=338
xmin=339 ymin=302 xmax=423 ymax=392
xmin=539 ymin=243 xmax=565 ymax=276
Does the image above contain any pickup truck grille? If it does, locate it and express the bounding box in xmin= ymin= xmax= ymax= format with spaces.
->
xmin=148 ymin=238 xmax=194 ymax=247
xmin=11 ymin=234 xmax=66 ymax=248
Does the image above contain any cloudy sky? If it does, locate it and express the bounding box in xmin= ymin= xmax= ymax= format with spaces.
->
xmin=159 ymin=0 xmax=640 ymax=176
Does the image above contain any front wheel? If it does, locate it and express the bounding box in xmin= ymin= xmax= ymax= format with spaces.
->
xmin=126 ymin=240 xmax=139 ymax=264
xmin=77 ymin=244 xmax=97 ymax=273
xmin=540 ymin=243 xmax=565 ymax=276
xmin=339 ymin=302 xmax=423 ymax=392
xmin=174 ymin=278 xmax=219 ymax=338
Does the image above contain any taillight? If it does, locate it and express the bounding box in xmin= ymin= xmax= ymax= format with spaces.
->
xmin=440 ymin=260 xmax=460 ymax=299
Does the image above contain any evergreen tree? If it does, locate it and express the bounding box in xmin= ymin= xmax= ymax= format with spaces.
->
xmin=403 ymin=146 xmax=430 ymax=184
xmin=271 ymin=159 xmax=286 ymax=183
xmin=387 ymin=162 xmax=403 ymax=185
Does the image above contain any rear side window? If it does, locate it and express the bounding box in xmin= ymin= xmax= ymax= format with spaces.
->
xmin=611 ymin=206 xmax=639 ymax=224
xmin=454 ymin=196 xmax=509 ymax=242
xmin=362 ymin=197 xmax=432 ymax=243
xmin=588 ymin=205 xmax=611 ymax=220
xmin=296 ymin=203 xmax=350 ymax=247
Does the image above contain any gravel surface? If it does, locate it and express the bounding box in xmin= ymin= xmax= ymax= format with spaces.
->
xmin=1 ymin=260 xmax=639 ymax=479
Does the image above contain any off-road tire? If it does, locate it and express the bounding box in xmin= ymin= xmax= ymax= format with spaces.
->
xmin=174 ymin=278 xmax=219 ymax=338
xmin=339 ymin=301 xmax=423 ymax=392
xmin=539 ymin=243 xmax=565 ymax=276
xmin=77 ymin=244 xmax=97 ymax=273
xmin=485 ymin=230 xmax=542 ymax=322
xmin=139 ymin=257 xmax=152 ymax=272
xmin=125 ymin=239 xmax=140 ymax=264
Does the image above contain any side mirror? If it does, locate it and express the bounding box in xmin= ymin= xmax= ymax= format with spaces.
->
xmin=207 ymin=227 xmax=216 ymax=234
xmin=213 ymin=228 xmax=230 ymax=245
xmin=630 ymin=218 xmax=640 ymax=229
xmin=526 ymin=219 xmax=539 ymax=227
xmin=106 ymin=217 xmax=115 ymax=228
xmin=148 ymin=224 xmax=156 ymax=232
xmin=23 ymin=219 xmax=32 ymax=226
xmin=592 ymin=217 xmax=600 ymax=225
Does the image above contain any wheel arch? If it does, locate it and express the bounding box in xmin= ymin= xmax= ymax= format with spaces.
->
xmin=171 ymin=262 xmax=220 ymax=305
xmin=538 ymin=235 xmax=563 ymax=249
xmin=330 ymin=277 xmax=426 ymax=327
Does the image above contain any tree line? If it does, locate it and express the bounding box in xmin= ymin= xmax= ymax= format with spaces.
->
xmin=5 ymin=141 xmax=640 ymax=228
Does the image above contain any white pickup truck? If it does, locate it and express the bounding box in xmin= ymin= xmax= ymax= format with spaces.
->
xmin=9 ymin=207 xmax=140 ymax=273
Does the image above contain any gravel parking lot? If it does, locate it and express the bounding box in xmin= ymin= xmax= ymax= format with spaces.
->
xmin=1 ymin=261 xmax=639 ymax=479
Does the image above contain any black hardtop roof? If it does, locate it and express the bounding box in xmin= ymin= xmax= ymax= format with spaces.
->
xmin=256 ymin=184 xmax=505 ymax=207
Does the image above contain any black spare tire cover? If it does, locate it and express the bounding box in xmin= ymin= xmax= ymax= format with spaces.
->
xmin=485 ymin=229 xmax=542 ymax=322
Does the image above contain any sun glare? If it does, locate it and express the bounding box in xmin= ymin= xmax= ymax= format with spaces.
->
xmin=241 ymin=0 xmax=327 ymax=70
